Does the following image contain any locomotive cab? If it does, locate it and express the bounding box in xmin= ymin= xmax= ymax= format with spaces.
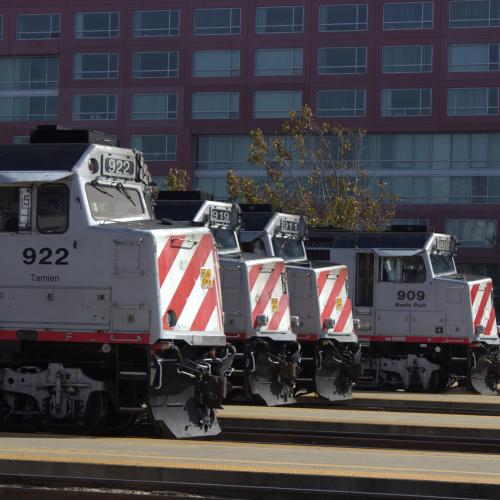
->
xmin=0 ymin=127 xmax=233 ymax=438
xmin=239 ymin=211 xmax=360 ymax=401
xmin=155 ymin=196 xmax=300 ymax=406
xmin=307 ymin=230 xmax=500 ymax=394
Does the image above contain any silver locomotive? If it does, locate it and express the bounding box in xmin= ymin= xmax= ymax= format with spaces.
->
xmin=0 ymin=126 xmax=233 ymax=437
xmin=306 ymin=230 xmax=500 ymax=394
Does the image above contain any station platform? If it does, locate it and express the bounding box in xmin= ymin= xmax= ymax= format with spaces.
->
xmin=0 ymin=405 xmax=499 ymax=498
xmin=0 ymin=431 xmax=498 ymax=499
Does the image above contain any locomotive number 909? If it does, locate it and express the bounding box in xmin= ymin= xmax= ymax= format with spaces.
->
xmin=103 ymin=157 xmax=135 ymax=178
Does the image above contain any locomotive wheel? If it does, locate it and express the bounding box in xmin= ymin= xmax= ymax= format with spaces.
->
xmin=83 ymin=391 xmax=108 ymax=433
xmin=428 ymin=369 xmax=451 ymax=393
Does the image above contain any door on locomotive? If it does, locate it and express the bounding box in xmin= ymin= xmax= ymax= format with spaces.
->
xmin=306 ymin=230 xmax=500 ymax=394
xmin=239 ymin=209 xmax=361 ymax=401
xmin=154 ymin=193 xmax=300 ymax=406
xmin=0 ymin=127 xmax=232 ymax=438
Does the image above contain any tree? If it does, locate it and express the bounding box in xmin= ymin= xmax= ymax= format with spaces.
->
xmin=165 ymin=168 xmax=190 ymax=192
xmin=227 ymin=105 xmax=397 ymax=230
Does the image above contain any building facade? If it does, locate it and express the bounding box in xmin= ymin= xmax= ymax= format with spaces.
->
xmin=1 ymin=0 xmax=500 ymax=288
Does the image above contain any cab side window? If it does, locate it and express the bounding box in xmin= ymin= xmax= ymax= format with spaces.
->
xmin=402 ymin=255 xmax=426 ymax=283
xmin=380 ymin=257 xmax=400 ymax=282
xmin=0 ymin=187 xmax=20 ymax=232
xmin=37 ymin=184 xmax=69 ymax=234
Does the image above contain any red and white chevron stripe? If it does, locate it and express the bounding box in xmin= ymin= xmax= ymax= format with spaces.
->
xmin=317 ymin=266 xmax=353 ymax=334
xmin=470 ymin=279 xmax=497 ymax=336
xmin=157 ymin=233 xmax=223 ymax=333
xmin=249 ymin=261 xmax=291 ymax=332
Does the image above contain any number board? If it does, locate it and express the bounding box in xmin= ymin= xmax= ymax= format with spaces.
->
xmin=278 ymin=218 xmax=300 ymax=236
xmin=210 ymin=207 xmax=231 ymax=225
xmin=434 ymin=237 xmax=451 ymax=252
xmin=102 ymin=157 xmax=136 ymax=179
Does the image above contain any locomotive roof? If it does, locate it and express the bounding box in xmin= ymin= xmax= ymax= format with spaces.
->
xmin=0 ymin=144 xmax=89 ymax=171
xmin=240 ymin=212 xmax=275 ymax=231
xmin=306 ymin=230 xmax=434 ymax=249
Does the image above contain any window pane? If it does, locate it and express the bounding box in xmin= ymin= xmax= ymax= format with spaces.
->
xmin=37 ymin=184 xmax=69 ymax=234
xmin=449 ymin=0 xmax=500 ymax=27
xmin=193 ymin=50 xmax=240 ymax=77
xmin=0 ymin=56 xmax=59 ymax=90
xmin=132 ymin=93 xmax=177 ymax=120
xmin=131 ymin=135 xmax=177 ymax=161
xmin=0 ymin=96 xmax=58 ymax=122
xmin=255 ymin=48 xmax=303 ymax=76
xmin=73 ymin=53 xmax=118 ymax=79
xmin=448 ymin=88 xmax=499 ymax=116
xmin=317 ymin=90 xmax=366 ymax=117
xmin=194 ymin=8 xmax=241 ymax=35
xmin=256 ymin=6 xmax=304 ymax=33
xmin=72 ymin=94 xmax=117 ymax=120
xmin=383 ymin=2 xmax=434 ymax=30
xmin=16 ymin=14 xmax=60 ymax=40
xmin=381 ymin=88 xmax=432 ymax=116
xmin=133 ymin=10 xmax=179 ymax=37
xmin=192 ymin=92 xmax=239 ymax=119
xmin=318 ymin=47 xmax=367 ymax=74
xmin=254 ymin=91 xmax=302 ymax=118
xmin=132 ymin=52 xmax=178 ymax=78
xmin=383 ymin=45 xmax=432 ymax=73
xmin=75 ymin=12 xmax=119 ymax=39
xmin=319 ymin=4 xmax=368 ymax=31
xmin=445 ymin=219 xmax=496 ymax=247
xmin=448 ymin=44 xmax=498 ymax=72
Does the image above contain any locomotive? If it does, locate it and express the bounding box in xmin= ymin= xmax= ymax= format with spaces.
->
xmin=306 ymin=230 xmax=500 ymax=394
xmin=155 ymin=194 xmax=300 ymax=405
xmin=0 ymin=126 xmax=233 ymax=438
xmin=239 ymin=210 xmax=361 ymax=400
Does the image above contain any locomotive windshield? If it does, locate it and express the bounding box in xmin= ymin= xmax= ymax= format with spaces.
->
xmin=212 ymin=227 xmax=238 ymax=253
xmin=272 ymin=236 xmax=306 ymax=261
xmin=430 ymin=253 xmax=456 ymax=275
xmin=86 ymin=183 xmax=145 ymax=220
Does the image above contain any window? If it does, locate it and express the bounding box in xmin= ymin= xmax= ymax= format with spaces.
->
xmin=131 ymin=135 xmax=177 ymax=161
xmin=194 ymin=8 xmax=240 ymax=35
xmin=449 ymin=44 xmax=500 ymax=72
xmin=0 ymin=187 xmax=21 ymax=231
xmin=383 ymin=45 xmax=432 ymax=73
xmin=0 ymin=57 xmax=59 ymax=89
xmin=380 ymin=255 xmax=426 ymax=283
xmin=254 ymin=91 xmax=302 ymax=118
xmin=75 ymin=12 xmax=119 ymax=39
xmin=73 ymin=53 xmax=118 ymax=79
xmin=449 ymin=0 xmax=500 ymax=27
xmin=318 ymin=47 xmax=367 ymax=74
xmin=86 ymin=184 xmax=144 ymax=221
xmin=192 ymin=92 xmax=239 ymax=119
xmin=317 ymin=90 xmax=366 ymax=117
xmin=132 ymin=94 xmax=177 ymax=120
xmin=0 ymin=96 xmax=58 ymax=122
xmin=256 ymin=6 xmax=304 ymax=33
xmin=381 ymin=88 xmax=432 ymax=116
xmin=133 ymin=10 xmax=179 ymax=37
xmin=448 ymin=88 xmax=499 ymax=116
xmin=37 ymin=184 xmax=69 ymax=234
xmin=445 ymin=219 xmax=496 ymax=247
xmin=132 ymin=52 xmax=178 ymax=79
xmin=12 ymin=136 xmax=29 ymax=144
xmin=72 ymin=94 xmax=117 ymax=120
xmin=255 ymin=48 xmax=303 ymax=76
xmin=383 ymin=2 xmax=433 ymax=30
xmin=319 ymin=4 xmax=368 ymax=32
xmin=196 ymin=136 xmax=251 ymax=170
xmin=16 ymin=13 xmax=60 ymax=40
xmin=193 ymin=50 xmax=240 ymax=77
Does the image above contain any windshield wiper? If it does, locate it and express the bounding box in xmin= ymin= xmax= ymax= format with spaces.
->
xmin=116 ymin=182 xmax=136 ymax=206
xmin=91 ymin=179 xmax=114 ymax=197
